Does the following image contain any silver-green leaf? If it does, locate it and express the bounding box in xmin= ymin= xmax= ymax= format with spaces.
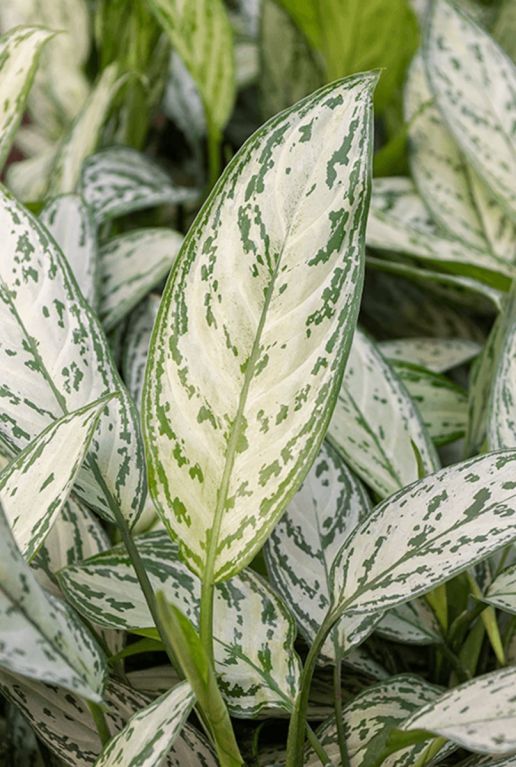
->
xmin=0 ymin=26 xmax=54 ymax=172
xmin=94 ymin=682 xmax=195 ymax=767
xmin=379 ymin=337 xmax=481 ymax=373
xmin=0 ymin=396 xmax=112 ymax=560
xmin=80 ymin=146 xmax=197 ymax=223
xmin=40 ymin=194 xmax=98 ymax=307
xmin=424 ymin=0 xmax=516 ymax=218
xmin=0 ymin=186 xmax=145 ymax=525
xmin=401 ymin=666 xmax=516 ymax=754
xmin=143 ymin=73 xmax=376 ymax=582
xmin=265 ymin=441 xmax=376 ymax=663
xmin=330 ymin=450 xmax=516 ymax=618
xmin=99 ymin=229 xmax=183 ymax=331
xmin=304 ymin=675 xmax=442 ymax=767
xmin=327 ymin=327 xmax=438 ymax=499
xmin=0 ymin=500 xmax=105 ymax=701
xmin=58 ymin=531 xmax=301 ymax=717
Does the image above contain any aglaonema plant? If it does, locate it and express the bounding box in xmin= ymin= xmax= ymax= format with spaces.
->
xmin=0 ymin=0 xmax=516 ymax=766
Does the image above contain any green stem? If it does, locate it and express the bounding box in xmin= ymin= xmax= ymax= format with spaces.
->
xmin=438 ymin=642 xmax=470 ymax=683
xmin=199 ymin=578 xmax=215 ymax=666
xmin=286 ymin=614 xmax=336 ymax=767
xmin=306 ymin=724 xmax=333 ymax=766
xmin=333 ymin=636 xmax=350 ymax=767
xmin=412 ymin=737 xmax=447 ymax=767
xmin=87 ymin=700 xmax=111 ymax=746
xmin=87 ymin=459 xmax=178 ymax=671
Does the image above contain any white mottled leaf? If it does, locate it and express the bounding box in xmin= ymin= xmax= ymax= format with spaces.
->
xmin=330 ymin=450 xmax=516 ymax=619
xmin=143 ymin=73 xmax=376 ymax=581
xmin=33 ymin=496 xmax=109 ymax=597
xmin=0 ymin=396 xmax=111 ymax=560
xmin=402 ymin=666 xmax=516 ymax=754
xmin=425 ymin=0 xmax=516 ymax=218
xmin=304 ymin=675 xmax=441 ymax=767
xmin=48 ymin=64 xmax=119 ymax=195
xmin=94 ymin=682 xmax=195 ymax=767
xmin=485 ymin=563 xmax=516 ymax=614
xmin=122 ymin=296 xmax=160 ymax=409
xmin=327 ymin=327 xmax=438 ymax=499
xmin=376 ymin=599 xmax=442 ymax=645
xmin=488 ymin=290 xmax=516 ymax=450
xmin=367 ymin=177 xmax=514 ymax=288
xmin=0 ymin=673 xmax=217 ymax=767
xmin=0 ymin=500 xmax=105 ymax=701
xmin=80 ymin=146 xmax=197 ymax=223
xmin=148 ymin=0 xmax=235 ymax=131
xmin=0 ymin=26 xmax=54 ymax=172
xmin=392 ymin=361 xmax=469 ymax=446
xmin=406 ymin=53 xmax=516 ymax=261
xmin=99 ymin=229 xmax=183 ymax=331
xmin=40 ymin=194 xmax=98 ymax=307
xmin=379 ymin=337 xmax=481 ymax=373
xmin=58 ymin=531 xmax=301 ymax=717
xmin=0 ymin=186 xmax=145 ymax=525
xmin=4 ymin=704 xmax=45 ymax=767
xmin=265 ymin=441 xmax=376 ymax=663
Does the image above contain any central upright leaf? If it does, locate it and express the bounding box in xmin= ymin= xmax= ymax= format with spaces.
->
xmin=143 ymin=73 xmax=376 ymax=581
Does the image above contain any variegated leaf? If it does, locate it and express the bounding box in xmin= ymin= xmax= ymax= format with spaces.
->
xmin=0 ymin=500 xmax=105 ymax=700
xmin=392 ymin=361 xmax=469 ymax=446
xmin=99 ymin=229 xmax=183 ymax=331
xmin=485 ymin=563 xmax=516 ymax=614
xmin=304 ymin=675 xmax=442 ymax=767
xmin=401 ymin=666 xmax=516 ymax=754
xmin=80 ymin=146 xmax=197 ymax=223
xmin=379 ymin=337 xmax=481 ymax=373
xmin=260 ymin=0 xmax=322 ymax=119
xmin=488 ymin=290 xmax=516 ymax=450
xmin=366 ymin=177 xmax=514 ymax=288
xmin=147 ymin=0 xmax=235 ymax=131
xmin=406 ymin=53 xmax=516 ymax=261
xmin=0 ymin=396 xmax=111 ymax=560
xmin=0 ymin=672 xmax=217 ymax=767
xmin=376 ymin=599 xmax=442 ymax=645
xmin=40 ymin=194 xmax=98 ymax=307
xmin=366 ymin=253 xmax=503 ymax=315
xmin=94 ymin=682 xmax=195 ymax=767
xmin=425 ymin=0 xmax=516 ymax=218
xmin=33 ymin=496 xmax=109 ymax=597
xmin=330 ymin=451 xmax=516 ymax=619
xmin=48 ymin=64 xmax=119 ymax=195
xmin=143 ymin=73 xmax=376 ymax=581
xmin=0 ymin=26 xmax=54 ymax=171
xmin=327 ymin=328 xmax=438 ymax=499
xmin=122 ymin=296 xmax=160 ymax=409
xmin=0 ymin=186 xmax=145 ymax=525
xmin=265 ymin=441 xmax=377 ymax=663
xmin=58 ymin=531 xmax=301 ymax=717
